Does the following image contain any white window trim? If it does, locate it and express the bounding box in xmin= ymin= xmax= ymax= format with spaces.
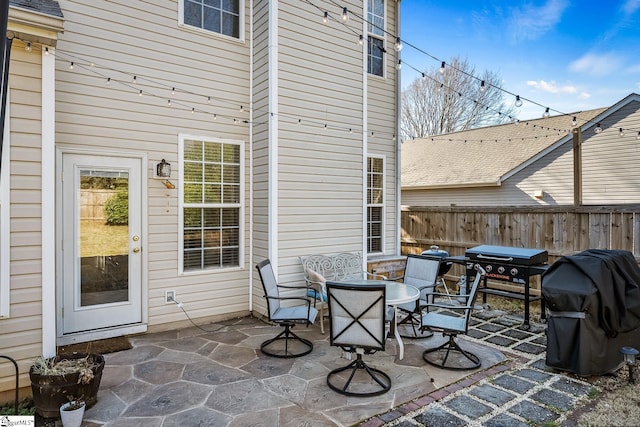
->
xmin=0 ymin=89 xmax=10 ymax=317
xmin=178 ymin=134 xmax=245 ymax=275
xmin=367 ymin=0 xmax=387 ymax=78
xmin=367 ymin=154 xmax=386 ymax=255
xmin=177 ymin=0 xmax=246 ymax=43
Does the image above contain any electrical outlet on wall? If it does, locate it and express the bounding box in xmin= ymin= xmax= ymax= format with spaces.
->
xmin=165 ymin=290 xmax=176 ymax=304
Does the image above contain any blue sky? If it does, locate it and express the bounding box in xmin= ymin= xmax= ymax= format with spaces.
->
xmin=400 ymin=0 xmax=640 ymax=120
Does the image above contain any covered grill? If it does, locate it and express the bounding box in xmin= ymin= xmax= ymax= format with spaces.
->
xmin=465 ymin=245 xmax=549 ymax=328
xmin=543 ymin=249 xmax=640 ymax=375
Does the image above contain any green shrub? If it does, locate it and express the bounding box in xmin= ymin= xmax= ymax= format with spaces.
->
xmin=0 ymin=397 xmax=36 ymax=415
xmin=103 ymin=190 xmax=129 ymax=225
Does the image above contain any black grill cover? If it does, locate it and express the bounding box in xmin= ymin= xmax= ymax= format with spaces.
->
xmin=542 ymin=249 xmax=640 ymax=375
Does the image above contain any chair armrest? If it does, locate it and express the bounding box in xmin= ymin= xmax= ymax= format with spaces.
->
xmin=386 ymin=274 xmax=405 ymax=281
xmin=267 ymin=295 xmax=312 ymax=307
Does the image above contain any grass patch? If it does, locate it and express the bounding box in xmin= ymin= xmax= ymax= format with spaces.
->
xmin=80 ymin=220 xmax=128 ymax=257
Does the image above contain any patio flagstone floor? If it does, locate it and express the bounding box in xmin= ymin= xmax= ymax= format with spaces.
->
xmin=63 ymin=309 xmax=596 ymax=427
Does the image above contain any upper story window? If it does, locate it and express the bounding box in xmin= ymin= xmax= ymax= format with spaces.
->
xmin=367 ymin=0 xmax=385 ymax=77
xmin=181 ymin=0 xmax=241 ymax=39
xmin=180 ymin=136 xmax=243 ymax=272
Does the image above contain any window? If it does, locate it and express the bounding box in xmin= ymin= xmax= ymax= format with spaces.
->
xmin=367 ymin=156 xmax=384 ymax=254
xmin=180 ymin=0 xmax=241 ymax=39
xmin=180 ymin=136 xmax=243 ymax=272
xmin=367 ymin=0 xmax=385 ymax=77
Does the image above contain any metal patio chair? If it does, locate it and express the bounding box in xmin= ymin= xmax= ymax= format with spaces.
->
xmin=392 ymin=254 xmax=442 ymax=339
xmin=256 ymin=259 xmax=318 ymax=358
xmin=326 ymin=281 xmax=391 ymax=397
xmin=420 ymin=264 xmax=486 ymax=370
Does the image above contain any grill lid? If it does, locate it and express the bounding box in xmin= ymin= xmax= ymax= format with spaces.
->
xmin=466 ymin=245 xmax=548 ymax=266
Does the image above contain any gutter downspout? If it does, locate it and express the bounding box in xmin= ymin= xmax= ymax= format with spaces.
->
xmin=362 ymin=10 xmax=368 ymax=262
xmin=268 ymin=1 xmax=279 ymax=273
xmin=248 ymin=0 xmax=254 ymax=311
xmin=395 ymin=0 xmax=402 ymax=257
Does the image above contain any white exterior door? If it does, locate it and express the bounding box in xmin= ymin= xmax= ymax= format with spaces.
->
xmin=60 ymin=153 xmax=143 ymax=335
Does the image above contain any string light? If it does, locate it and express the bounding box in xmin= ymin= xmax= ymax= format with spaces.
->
xmin=572 ymin=116 xmax=577 ymax=127
xmin=543 ymin=107 xmax=550 ymax=118
xmin=619 ymin=128 xmax=625 ymax=137
xmin=167 ymin=99 xmax=171 ymax=106
xmin=25 ymin=42 xmax=31 ymax=52
xmin=240 ymin=105 xmax=244 ymax=112
xmin=341 ymin=7 xmax=348 ymax=22
xmin=396 ymin=59 xmax=402 ymax=70
xmin=207 ymin=96 xmax=211 ymax=104
xmin=106 ymin=77 xmax=111 ymax=85
xmin=480 ymin=80 xmax=486 ymax=92
xmin=439 ymin=61 xmax=445 ymax=74
xmin=394 ymin=37 xmax=403 ymax=52
xmin=138 ymin=89 xmax=143 ymax=96
xmin=515 ymin=95 xmax=523 ymax=107
xmin=595 ymin=123 xmax=602 ymax=133
xmin=132 ymin=75 xmax=137 ymax=83
xmin=44 ymin=47 xmax=49 ymax=55
xmin=69 ymin=62 xmax=74 ymax=70
xmin=359 ymin=34 xmax=363 ymax=45
xmin=171 ymin=87 xmax=175 ymax=95
xmin=323 ymin=11 xmax=328 ymax=24
xmin=637 ymin=132 xmax=640 ymax=140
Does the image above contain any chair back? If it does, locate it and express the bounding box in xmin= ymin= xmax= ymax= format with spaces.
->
xmin=461 ymin=264 xmax=487 ymax=329
xmin=332 ymin=253 xmax=366 ymax=281
xmin=256 ymin=259 xmax=280 ymax=319
xmin=326 ymin=282 xmax=386 ymax=351
xmin=404 ymin=254 xmax=441 ymax=288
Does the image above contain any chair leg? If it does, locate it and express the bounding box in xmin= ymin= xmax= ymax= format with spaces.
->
xmin=261 ymin=324 xmax=313 ymax=358
xmin=422 ymin=335 xmax=480 ymax=370
xmin=397 ymin=310 xmax=433 ymax=339
xmin=327 ymin=353 xmax=391 ymax=397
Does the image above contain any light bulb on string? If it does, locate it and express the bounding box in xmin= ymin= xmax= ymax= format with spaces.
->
xmin=167 ymin=99 xmax=171 ymax=106
xmin=132 ymin=75 xmax=137 ymax=84
xmin=396 ymin=59 xmax=402 ymax=70
xmin=138 ymin=89 xmax=143 ymax=96
xmin=480 ymin=80 xmax=486 ymax=92
xmin=342 ymin=7 xmax=348 ymax=22
xmin=543 ymin=107 xmax=550 ymax=118
xmin=619 ymin=128 xmax=625 ymax=137
xmin=44 ymin=47 xmax=49 ymax=55
xmin=421 ymin=72 xmax=426 ymax=81
xmin=395 ymin=37 xmax=403 ymax=52
xmin=572 ymin=116 xmax=577 ymax=127
xmin=240 ymin=105 xmax=244 ymax=112
xmin=439 ymin=61 xmax=445 ymax=74
xmin=171 ymin=87 xmax=175 ymax=95
xmin=213 ymin=114 xmax=217 ymax=120
xmin=25 ymin=42 xmax=31 ymax=52
xmin=637 ymin=132 xmax=640 ymax=140
xmin=323 ymin=11 xmax=328 ymax=24
xmin=207 ymin=96 xmax=211 ymax=104
xmin=69 ymin=62 xmax=74 ymax=70
xmin=359 ymin=35 xmax=363 ymax=45
xmin=191 ymin=107 xmax=195 ymax=114
xmin=515 ymin=95 xmax=523 ymax=107
xmin=595 ymin=123 xmax=602 ymax=133
xmin=106 ymin=77 xmax=111 ymax=86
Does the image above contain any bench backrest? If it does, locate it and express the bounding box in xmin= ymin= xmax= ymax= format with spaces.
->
xmin=300 ymin=252 xmax=367 ymax=282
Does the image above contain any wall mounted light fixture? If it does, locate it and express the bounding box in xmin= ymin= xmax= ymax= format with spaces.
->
xmin=156 ymin=159 xmax=171 ymax=178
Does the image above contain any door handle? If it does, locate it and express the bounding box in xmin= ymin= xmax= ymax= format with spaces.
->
xmin=133 ymin=247 xmax=140 ymax=253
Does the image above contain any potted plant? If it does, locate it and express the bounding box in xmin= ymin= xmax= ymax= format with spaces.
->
xmin=59 ymin=395 xmax=85 ymax=427
xmin=29 ymin=353 xmax=104 ymax=418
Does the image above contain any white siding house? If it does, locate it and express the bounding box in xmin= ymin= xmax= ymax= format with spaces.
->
xmin=401 ymin=94 xmax=640 ymax=207
xmin=0 ymin=0 xmax=401 ymax=399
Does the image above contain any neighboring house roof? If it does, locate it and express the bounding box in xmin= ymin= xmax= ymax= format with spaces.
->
xmin=402 ymin=107 xmax=606 ymax=189
xmin=10 ymin=0 xmax=62 ymax=18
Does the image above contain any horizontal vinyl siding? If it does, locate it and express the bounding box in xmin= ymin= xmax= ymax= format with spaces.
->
xmin=276 ymin=0 xmax=365 ymax=285
xmin=0 ymin=42 xmax=43 ymax=396
xmin=55 ymin=0 xmax=252 ymax=327
xmin=582 ymin=101 xmax=640 ymax=204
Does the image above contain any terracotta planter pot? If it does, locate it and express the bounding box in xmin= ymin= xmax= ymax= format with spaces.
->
xmin=29 ymin=353 xmax=105 ymax=418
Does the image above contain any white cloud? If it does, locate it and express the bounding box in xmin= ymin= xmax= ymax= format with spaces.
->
xmin=526 ymin=80 xmax=578 ymax=94
xmin=508 ymin=0 xmax=569 ymax=43
xmin=569 ymin=53 xmax=624 ymax=76
xmin=579 ymin=92 xmax=591 ymax=99
xmin=623 ymin=0 xmax=640 ymax=15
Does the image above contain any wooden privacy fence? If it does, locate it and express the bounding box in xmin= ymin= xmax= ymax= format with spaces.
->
xmin=400 ymin=205 xmax=640 ymax=295
xmin=401 ymin=205 xmax=640 ymax=259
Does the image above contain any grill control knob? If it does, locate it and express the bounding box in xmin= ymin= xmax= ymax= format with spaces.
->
xmin=485 ymin=265 xmax=492 ymax=272
xmin=498 ymin=266 xmax=505 ymax=274
xmin=510 ymin=268 xmax=518 ymax=276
